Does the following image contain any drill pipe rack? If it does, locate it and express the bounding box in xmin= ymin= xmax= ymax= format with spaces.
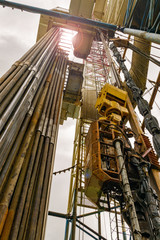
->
xmin=0 ymin=27 xmax=68 ymax=239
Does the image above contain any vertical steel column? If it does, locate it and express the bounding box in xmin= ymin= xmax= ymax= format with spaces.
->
xmin=64 ymin=219 xmax=70 ymax=240
xmin=120 ymin=209 xmax=127 ymax=240
xmin=114 ymin=199 xmax=120 ymax=240
xmin=71 ymin=119 xmax=82 ymax=240
xmin=65 ymin=118 xmax=82 ymax=240
xmin=98 ymin=212 xmax=101 ymax=240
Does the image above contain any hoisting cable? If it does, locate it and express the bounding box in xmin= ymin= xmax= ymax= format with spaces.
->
xmin=111 ymin=38 xmax=160 ymax=67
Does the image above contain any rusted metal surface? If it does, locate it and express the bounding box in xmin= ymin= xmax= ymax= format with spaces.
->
xmin=85 ymin=120 xmax=121 ymax=207
xmin=141 ymin=134 xmax=160 ymax=169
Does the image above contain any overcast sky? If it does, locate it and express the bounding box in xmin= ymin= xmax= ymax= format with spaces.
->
xmin=0 ymin=1 xmax=160 ymax=239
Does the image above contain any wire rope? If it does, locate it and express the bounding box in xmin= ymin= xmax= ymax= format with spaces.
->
xmin=143 ymin=86 xmax=154 ymax=96
xmin=125 ymin=56 xmax=156 ymax=85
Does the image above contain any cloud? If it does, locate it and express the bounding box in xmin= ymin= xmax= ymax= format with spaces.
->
xmin=0 ymin=33 xmax=29 ymax=75
xmin=0 ymin=7 xmax=39 ymax=75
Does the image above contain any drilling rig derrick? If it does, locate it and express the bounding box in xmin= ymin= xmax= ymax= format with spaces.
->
xmin=0 ymin=1 xmax=160 ymax=239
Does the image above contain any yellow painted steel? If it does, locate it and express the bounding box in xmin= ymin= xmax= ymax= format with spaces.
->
xmin=84 ymin=84 xmax=130 ymax=206
xmin=95 ymin=83 xmax=129 ymax=122
xmin=94 ymin=0 xmax=136 ymax=26
xmin=94 ymin=0 xmax=106 ymax=19
xmin=69 ymin=0 xmax=95 ymax=18
xmin=85 ymin=120 xmax=121 ymax=206
xmin=129 ymin=37 xmax=151 ymax=92
xmin=85 ymin=80 xmax=160 ymax=209
xmin=67 ymin=118 xmax=81 ymax=214
xmin=37 ymin=0 xmax=97 ymax=60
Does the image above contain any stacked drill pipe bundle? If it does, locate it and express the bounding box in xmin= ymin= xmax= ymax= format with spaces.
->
xmin=0 ymin=27 xmax=68 ymax=239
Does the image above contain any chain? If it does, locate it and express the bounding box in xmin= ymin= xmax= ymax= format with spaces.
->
xmin=53 ymin=164 xmax=85 ymax=175
xmin=53 ymin=164 xmax=77 ymax=175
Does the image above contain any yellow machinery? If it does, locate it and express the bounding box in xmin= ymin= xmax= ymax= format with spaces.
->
xmin=95 ymin=83 xmax=129 ymax=122
xmin=85 ymin=83 xmax=160 ymax=239
xmin=85 ymin=84 xmax=129 ymax=206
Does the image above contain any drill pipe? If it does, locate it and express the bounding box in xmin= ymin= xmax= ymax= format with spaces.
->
xmin=2 ymin=54 xmax=57 ymax=239
xmin=0 ymin=28 xmax=59 ymax=129
xmin=0 ymin=27 xmax=57 ymax=119
xmin=1 ymin=26 xmax=53 ymax=90
xmin=114 ymin=140 xmax=142 ymax=240
xmin=9 ymin=55 xmax=60 ymax=240
xmin=0 ymin=48 xmax=59 ymax=236
xmin=16 ymin=55 xmax=63 ymax=240
xmin=0 ymin=29 xmax=60 ymax=170
xmin=110 ymin=43 xmax=160 ymax=157
xmin=0 ymin=51 xmax=57 ymax=194
xmin=26 ymin=54 xmax=66 ymax=240
xmin=0 ymin=27 xmax=55 ymax=93
xmin=0 ymin=27 xmax=68 ymax=239
xmin=35 ymin=55 xmax=68 ymax=240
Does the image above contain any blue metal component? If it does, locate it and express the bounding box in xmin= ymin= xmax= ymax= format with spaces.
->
xmin=64 ymin=219 xmax=70 ymax=240
xmin=150 ymin=12 xmax=160 ymax=33
xmin=129 ymin=233 xmax=132 ymax=240
xmin=148 ymin=0 xmax=155 ymax=28
xmin=123 ymin=0 xmax=136 ymax=26
xmin=123 ymin=0 xmax=159 ymax=33
xmin=149 ymin=0 xmax=159 ymax=32
xmin=0 ymin=0 xmax=117 ymax=32
xmin=75 ymin=224 xmax=98 ymax=240
xmin=122 ymin=229 xmax=128 ymax=240
xmin=140 ymin=0 xmax=150 ymax=30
